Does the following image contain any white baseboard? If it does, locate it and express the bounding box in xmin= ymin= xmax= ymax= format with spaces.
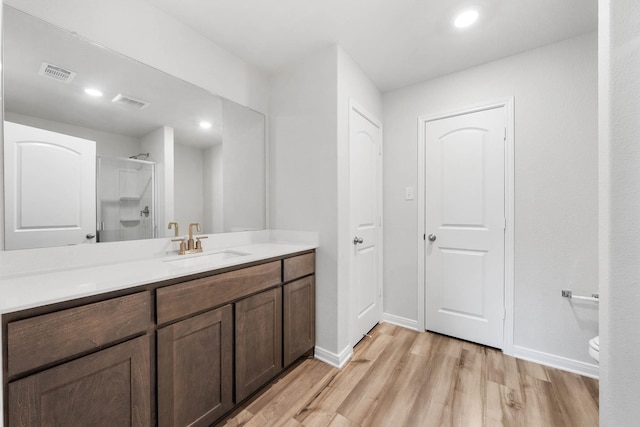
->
xmin=513 ymin=345 xmax=599 ymax=379
xmin=314 ymin=344 xmax=353 ymax=369
xmin=382 ymin=312 xmax=419 ymax=331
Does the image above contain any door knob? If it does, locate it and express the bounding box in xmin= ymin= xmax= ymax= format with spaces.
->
xmin=353 ymin=236 xmax=364 ymax=245
xmin=428 ymin=234 xmax=437 ymax=242
xmin=86 ymin=233 xmax=96 ymax=239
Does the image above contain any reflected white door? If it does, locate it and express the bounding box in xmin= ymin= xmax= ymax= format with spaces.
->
xmin=4 ymin=121 xmax=96 ymax=249
xmin=425 ymin=107 xmax=505 ymax=348
xmin=349 ymin=103 xmax=382 ymax=346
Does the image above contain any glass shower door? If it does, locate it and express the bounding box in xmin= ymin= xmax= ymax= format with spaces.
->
xmin=97 ymin=157 xmax=156 ymax=242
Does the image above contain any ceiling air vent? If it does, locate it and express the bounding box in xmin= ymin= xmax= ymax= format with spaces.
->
xmin=111 ymin=93 xmax=151 ymax=110
xmin=38 ymin=62 xmax=77 ymax=83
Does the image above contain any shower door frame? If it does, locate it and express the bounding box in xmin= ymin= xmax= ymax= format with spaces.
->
xmin=96 ymin=156 xmax=157 ymax=243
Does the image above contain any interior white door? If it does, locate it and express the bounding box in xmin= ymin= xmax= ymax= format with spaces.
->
xmin=425 ymin=107 xmax=505 ymax=349
xmin=349 ymin=103 xmax=383 ymax=346
xmin=4 ymin=121 xmax=97 ymax=250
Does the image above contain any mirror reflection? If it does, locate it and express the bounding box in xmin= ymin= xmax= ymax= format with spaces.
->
xmin=2 ymin=6 xmax=266 ymax=250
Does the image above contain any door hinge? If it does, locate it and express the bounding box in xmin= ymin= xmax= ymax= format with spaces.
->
xmin=503 ymin=127 xmax=507 ymax=141
xmin=423 ymin=233 xmax=426 ymax=241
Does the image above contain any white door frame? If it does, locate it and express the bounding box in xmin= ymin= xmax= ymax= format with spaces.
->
xmin=416 ymin=98 xmax=515 ymax=355
xmin=348 ymin=99 xmax=384 ymax=348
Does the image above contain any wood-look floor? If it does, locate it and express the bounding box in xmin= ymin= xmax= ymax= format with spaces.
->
xmin=219 ymin=323 xmax=599 ymax=427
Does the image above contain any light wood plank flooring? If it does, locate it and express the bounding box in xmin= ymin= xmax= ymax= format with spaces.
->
xmin=219 ymin=323 xmax=599 ymax=427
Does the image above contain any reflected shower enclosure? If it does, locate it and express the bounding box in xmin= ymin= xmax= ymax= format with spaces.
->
xmin=97 ymin=157 xmax=156 ymax=242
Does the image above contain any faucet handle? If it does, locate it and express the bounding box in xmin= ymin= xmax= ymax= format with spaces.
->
xmin=171 ymin=237 xmax=186 ymax=255
xmin=195 ymin=235 xmax=208 ymax=251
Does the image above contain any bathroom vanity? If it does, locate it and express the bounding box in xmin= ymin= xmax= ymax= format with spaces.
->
xmin=0 ymin=241 xmax=315 ymax=426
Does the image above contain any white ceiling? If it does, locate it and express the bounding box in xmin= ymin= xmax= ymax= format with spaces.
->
xmin=4 ymin=6 xmax=225 ymax=148
xmin=145 ymin=0 xmax=598 ymax=92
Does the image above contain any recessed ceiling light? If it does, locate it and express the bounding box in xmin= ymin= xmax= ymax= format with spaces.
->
xmin=453 ymin=9 xmax=479 ymax=29
xmin=199 ymin=121 xmax=212 ymax=129
xmin=84 ymin=88 xmax=103 ymax=97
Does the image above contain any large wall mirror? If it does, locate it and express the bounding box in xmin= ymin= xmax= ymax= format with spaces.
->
xmin=2 ymin=5 xmax=266 ymax=250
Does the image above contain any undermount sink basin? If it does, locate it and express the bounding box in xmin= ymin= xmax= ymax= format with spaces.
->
xmin=163 ymin=250 xmax=250 ymax=268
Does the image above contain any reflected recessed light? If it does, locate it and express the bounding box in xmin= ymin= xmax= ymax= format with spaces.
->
xmin=84 ymin=88 xmax=103 ymax=97
xmin=453 ymin=9 xmax=479 ymax=29
xmin=199 ymin=121 xmax=212 ymax=129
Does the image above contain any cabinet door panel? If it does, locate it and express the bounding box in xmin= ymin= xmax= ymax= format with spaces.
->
xmin=157 ymin=305 xmax=233 ymax=427
xmin=8 ymin=335 xmax=151 ymax=427
xmin=283 ymin=252 xmax=315 ymax=282
xmin=8 ymin=291 xmax=150 ymax=377
xmin=284 ymin=276 xmax=316 ymax=367
xmin=235 ymin=288 xmax=282 ymax=402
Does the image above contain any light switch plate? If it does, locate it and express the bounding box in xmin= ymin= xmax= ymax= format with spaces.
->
xmin=405 ymin=186 xmax=415 ymax=201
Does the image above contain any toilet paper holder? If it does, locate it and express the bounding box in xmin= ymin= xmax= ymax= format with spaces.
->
xmin=562 ymin=290 xmax=600 ymax=302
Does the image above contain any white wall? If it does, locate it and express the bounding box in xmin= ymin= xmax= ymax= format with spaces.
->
xmin=221 ymin=99 xmax=266 ymax=232
xmin=383 ymin=33 xmax=599 ymax=368
xmin=270 ymin=46 xmax=339 ymax=355
xmin=4 ymin=0 xmax=269 ymax=113
xmin=141 ymin=126 xmax=174 ymax=237
xmin=204 ymin=145 xmax=223 ymax=233
xmin=5 ymin=111 xmax=141 ymax=158
xmin=174 ymin=143 xmax=204 ymax=230
xmin=270 ymin=44 xmax=381 ymax=362
xmin=599 ymin=0 xmax=640 ymax=424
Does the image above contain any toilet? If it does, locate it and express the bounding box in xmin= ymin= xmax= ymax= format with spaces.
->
xmin=589 ymin=336 xmax=600 ymax=362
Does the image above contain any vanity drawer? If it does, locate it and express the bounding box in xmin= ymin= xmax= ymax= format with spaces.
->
xmin=7 ymin=291 xmax=151 ymax=377
xmin=283 ymin=252 xmax=315 ymax=282
xmin=157 ymin=261 xmax=282 ymax=325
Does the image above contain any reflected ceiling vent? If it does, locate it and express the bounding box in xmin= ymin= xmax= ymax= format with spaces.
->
xmin=111 ymin=93 xmax=151 ymax=110
xmin=38 ymin=62 xmax=77 ymax=83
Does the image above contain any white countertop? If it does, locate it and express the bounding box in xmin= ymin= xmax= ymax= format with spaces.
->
xmin=0 ymin=233 xmax=317 ymax=314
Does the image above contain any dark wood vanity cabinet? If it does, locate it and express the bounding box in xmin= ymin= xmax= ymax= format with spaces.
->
xmin=157 ymin=305 xmax=233 ymax=427
xmin=283 ymin=276 xmax=316 ymax=367
xmin=3 ymin=250 xmax=315 ymax=427
xmin=235 ymin=287 xmax=283 ymax=402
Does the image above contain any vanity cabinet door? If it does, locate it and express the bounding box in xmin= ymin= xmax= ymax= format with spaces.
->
xmin=235 ymin=287 xmax=282 ymax=402
xmin=157 ymin=305 xmax=233 ymax=427
xmin=283 ymin=276 xmax=316 ymax=367
xmin=8 ymin=335 xmax=151 ymax=427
